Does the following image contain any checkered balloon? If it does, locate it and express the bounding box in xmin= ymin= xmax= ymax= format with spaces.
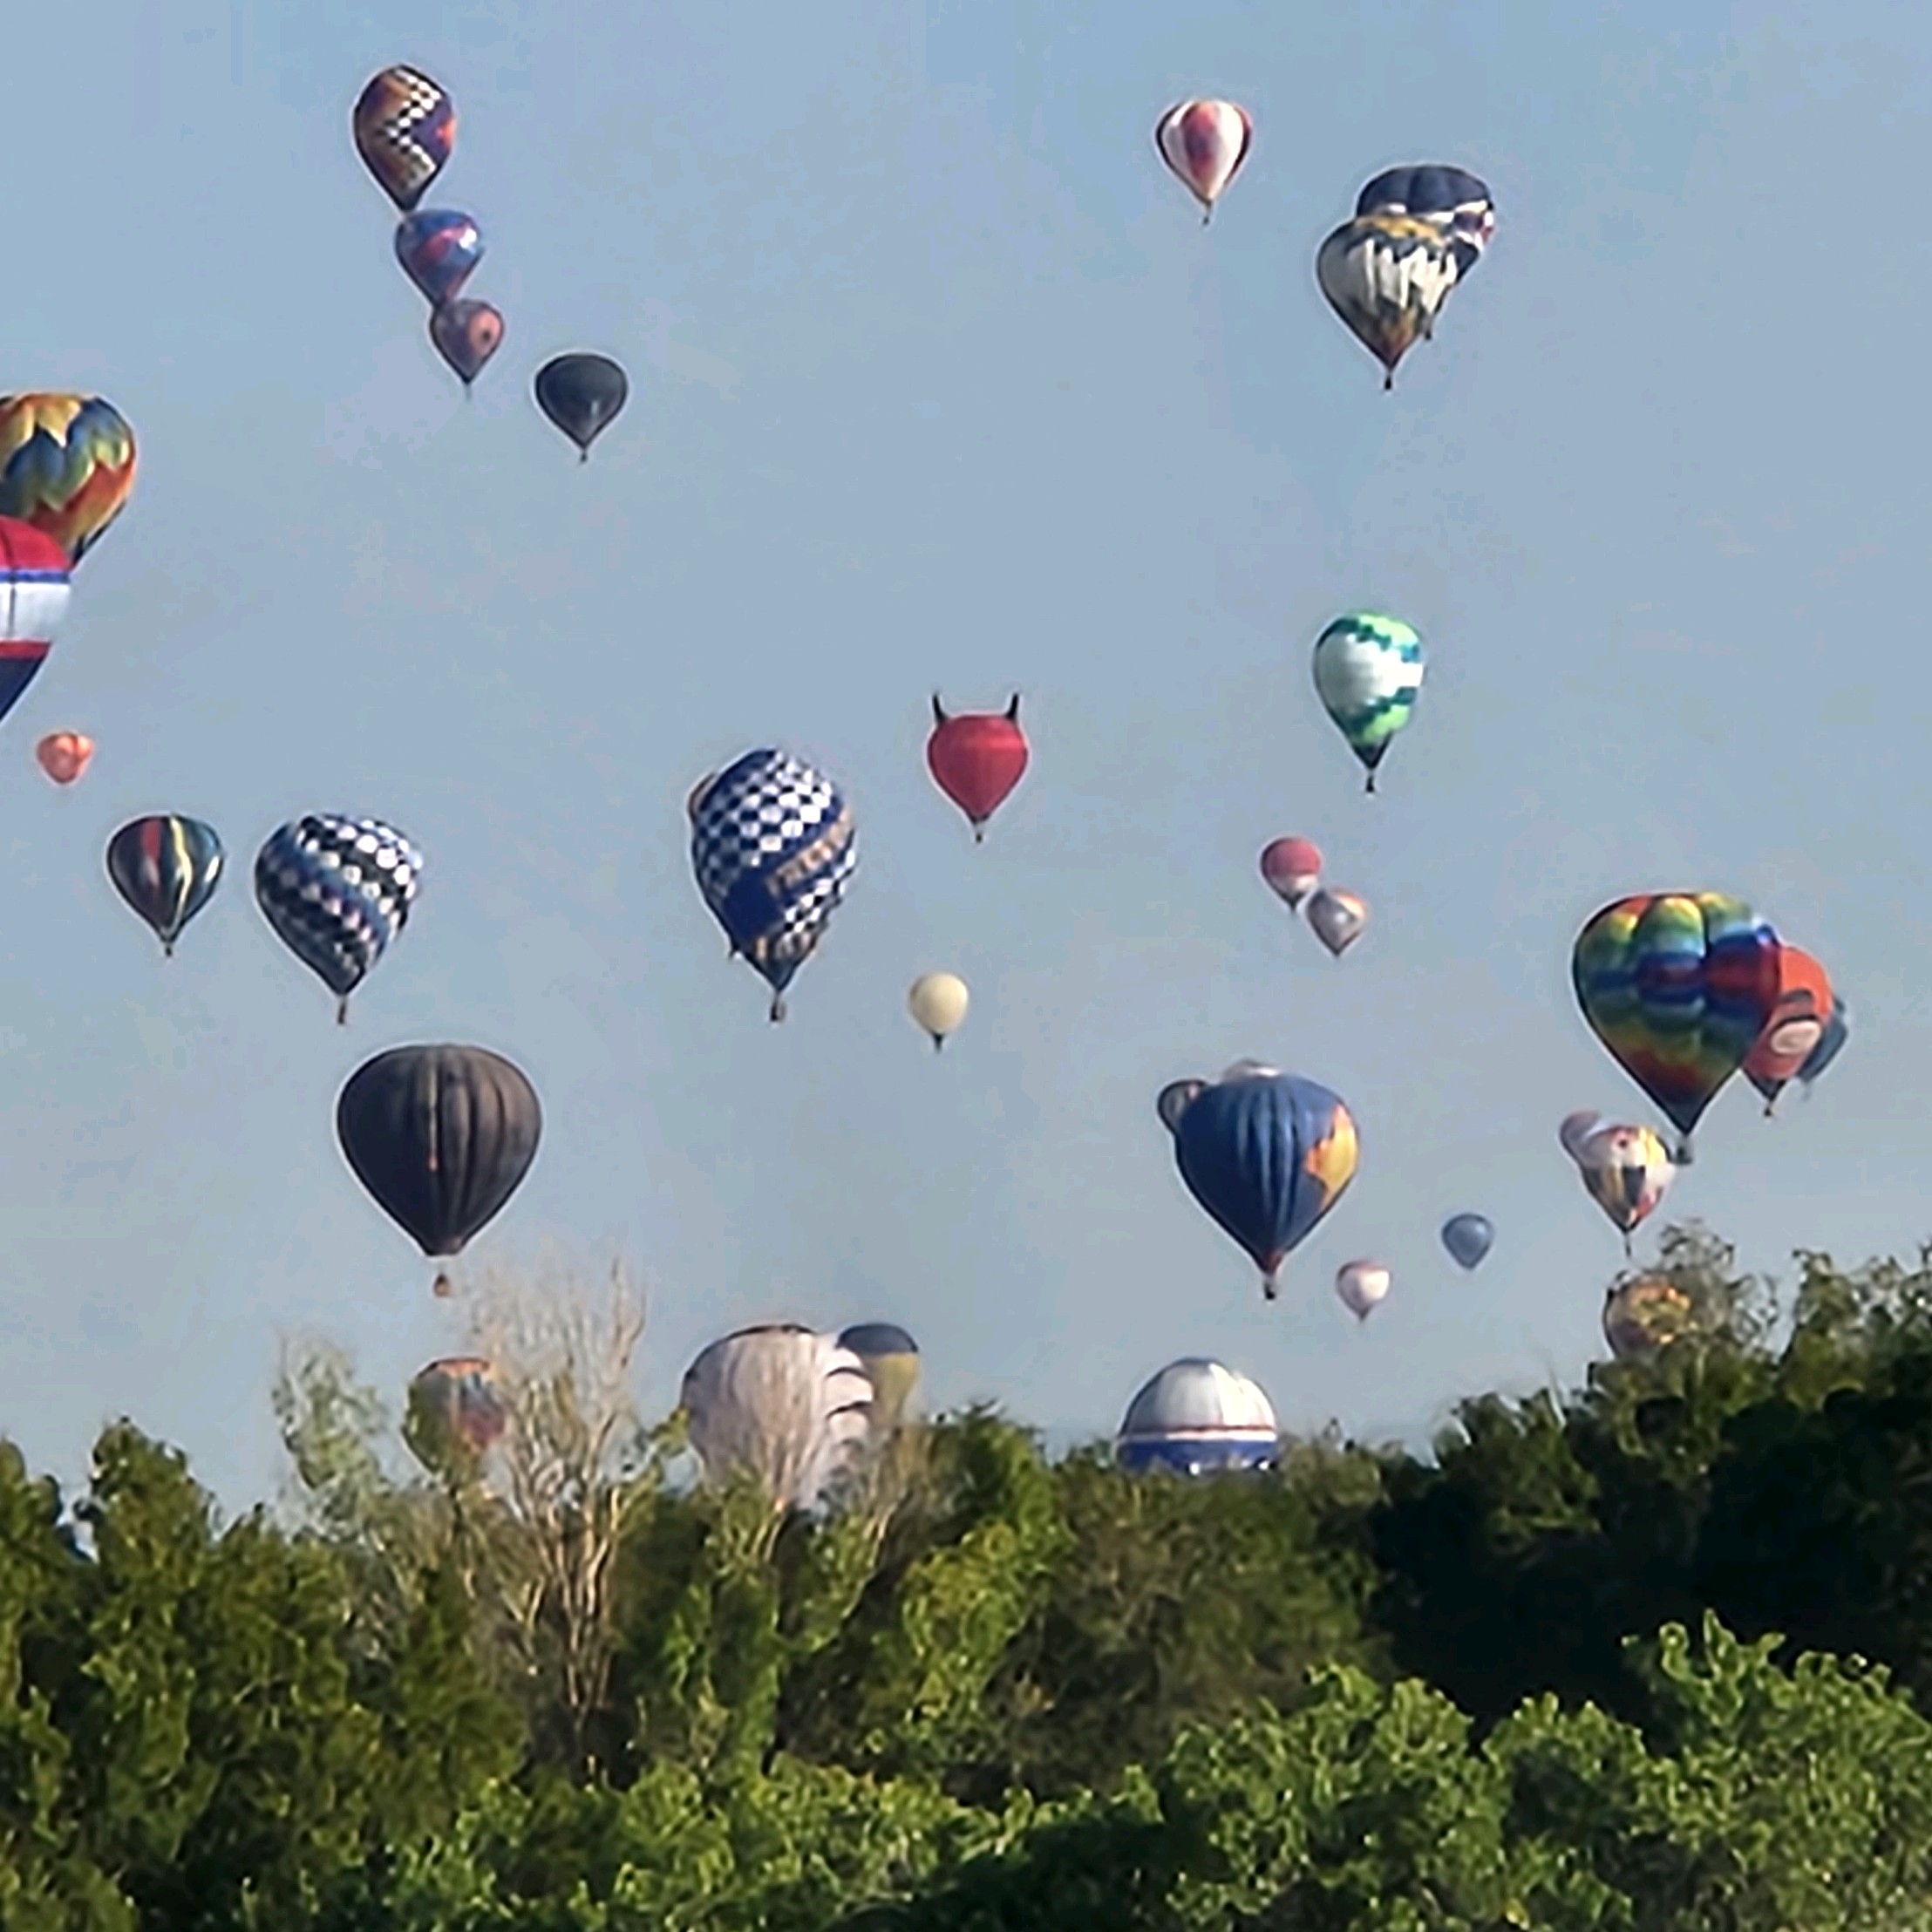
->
xmin=689 ymin=748 xmax=855 ymax=1021
xmin=255 ymin=814 xmax=422 ymax=1021
xmin=351 ymin=65 xmax=455 ymax=214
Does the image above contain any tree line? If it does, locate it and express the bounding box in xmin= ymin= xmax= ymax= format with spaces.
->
xmin=9 ymin=1225 xmax=1932 ymax=1929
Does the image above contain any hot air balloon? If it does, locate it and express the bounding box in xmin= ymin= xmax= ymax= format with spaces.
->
xmin=1312 ymin=612 xmax=1422 ymax=792
xmin=1260 ymin=836 xmax=1322 ymax=909
xmin=1441 ymin=1214 xmax=1493 ymax=1270
xmin=36 ymin=732 xmax=91 ymax=785
xmin=1115 ymin=1358 xmax=1278 ymax=1476
xmin=838 ymin=1322 xmax=921 ymax=1434
xmin=255 ymin=815 xmax=421 ymax=1022
xmin=1153 ymin=99 xmax=1253 ymax=223
xmin=1574 ymin=1122 xmax=1674 ymax=1248
xmin=1160 ymin=1060 xmax=1359 ymax=1298
xmin=429 ymin=300 xmax=504 ymax=391
xmin=405 ymin=1356 xmax=508 ymax=1476
xmin=1156 ymin=1078 xmax=1205 ymax=1133
xmin=0 ymin=396 xmax=136 ymax=565
xmin=1558 ymin=1110 xmax=1607 ymax=1161
xmin=907 ymin=972 xmax=969 ymax=1050
xmin=352 ymin=65 xmax=455 ymax=213
xmin=394 ymin=210 xmax=482 ymax=307
xmin=1336 ymin=1260 xmax=1391 ymax=1322
xmin=1306 ymin=888 xmax=1368 ymax=957
xmin=1796 ymin=997 xmax=1849 ymax=1100
xmin=927 ymin=695 xmax=1029 ymax=841
xmin=1602 ymin=1276 xmax=1695 ymax=1361
xmin=1571 ymin=893 xmax=1780 ymax=1159
xmin=336 ymin=1045 xmax=541 ymax=1276
xmin=682 ymin=1325 xmax=874 ymax=1512
xmin=105 ymin=816 xmax=224 ymax=956
xmin=1316 ymin=213 xmax=1460 ymax=390
xmin=689 ymin=747 xmax=855 ymax=1021
xmin=1741 ymin=945 xmax=1835 ymax=1116
xmin=534 ymin=353 xmax=629 ymax=460
xmin=0 ymin=520 xmax=69 ymax=725
xmin=1355 ymin=165 xmax=1496 ymax=276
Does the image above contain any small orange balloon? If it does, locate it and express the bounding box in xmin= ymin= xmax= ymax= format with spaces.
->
xmin=35 ymin=731 xmax=92 ymax=785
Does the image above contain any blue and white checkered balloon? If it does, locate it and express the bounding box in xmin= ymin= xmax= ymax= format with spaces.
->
xmin=255 ymin=813 xmax=422 ymax=1021
xmin=689 ymin=748 xmax=855 ymax=1021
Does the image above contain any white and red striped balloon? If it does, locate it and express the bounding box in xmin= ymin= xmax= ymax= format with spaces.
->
xmin=0 ymin=518 xmax=69 ymax=730
xmin=1154 ymin=99 xmax=1253 ymax=221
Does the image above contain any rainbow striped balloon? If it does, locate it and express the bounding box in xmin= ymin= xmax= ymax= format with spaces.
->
xmin=0 ymin=395 xmax=135 ymax=564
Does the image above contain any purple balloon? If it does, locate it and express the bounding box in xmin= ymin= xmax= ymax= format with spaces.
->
xmin=395 ymin=209 xmax=483 ymax=307
xmin=429 ymin=299 xmax=505 ymax=389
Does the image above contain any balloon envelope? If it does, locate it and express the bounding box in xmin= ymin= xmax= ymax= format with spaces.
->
xmin=1260 ymin=836 xmax=1322 ymax=908
xmin=0 ymin=395 xmax=136 ymax=564
xmin=352 ymin=65 xmax=454 ymax=211
xmin=907 ymin=971 xmax=969 ymax=1047
xmin=1575 ymin=1122 xmax=1674 ymax=1236
xmin=1153 ymin=100 xmax=1253 ymax=218
xmin=1306 ymin=888 xmax=1368 ymax=956
xmin=1799 ymin=997 xmax=1849 ymax=1092
xmin=926 ymin=696 xmax=1028 ymax=840
xmin=1354 ymin=164 xmax=1496 ymax=272
xmin=405 ymin=1356 xmax=507 ymax=1474
xmin=106 ymin=815 xmax=224 ymax=956
xmin=429 ymin=300 xmax=504 ymax=387
xmin=1603 ymin=1277 xmax=1695 ymax=1360
xmin=36 ymin=731 xmax=91 ymax=784
xmin=1115 ymin=1357 xmax=1277 ymax=1476
xmin=1741 ymin=944 xmax=1834 ymax=1107
xmin=534 ymin=353 xmax=629 ymax=459
xmin=1316 ymin=215 xmax=1460 ymax=389
xmin=0 ymin=517 xmax=69 ymax=728
xmin=1336 ymin=1260 xmax=1391 ymax=1320
xmin=837 ymin=1322 xmax=920 ymax=1432
xmin=1311 ymin=613 xmax=1422 ymax=789
xmin=336 ymin=1044 xmax=541 ymax=1259
xmin=394 ymin=210 xmax=482 ymax=306
xmin=255 ymin=815 xmax=422 ymax=1018
xmin=1441 ymin=1214 xmax=1493 ymax=1269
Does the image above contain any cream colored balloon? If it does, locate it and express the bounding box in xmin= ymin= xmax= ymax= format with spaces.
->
xmin=907 ymin=971 xmax=969 ymax=1050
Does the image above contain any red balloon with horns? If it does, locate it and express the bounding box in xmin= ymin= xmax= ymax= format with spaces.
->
xmin=926 ymin=694 xmax=1029 ymax=842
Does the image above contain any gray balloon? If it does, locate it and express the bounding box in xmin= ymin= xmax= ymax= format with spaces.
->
xmin=1440 ymin=1213 xmax=1493 ymax=1270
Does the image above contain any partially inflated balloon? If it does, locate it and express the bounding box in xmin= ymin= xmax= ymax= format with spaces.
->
xmin=1312 ymin=613 xmax=1422 ymax=791
xmin=1575 ymin=1122 xmax=1673 ymax=1242
xmin=1153 ymin=100 xmax=1252 ymax=222
xmin=1306 ymin=888 xmax=1367 ymax=957
xmin=106 ymin=816 xmax=224 ymax=956
xmin=927 ymin=695 xmax=1029 ymax=841
xmin=395 ymin=210 xmax=482 ymax=307
xmin=1316 ymin=214 xmax=1460 ymax=390
xmin=352 ymin=65 xmax=455 ymax=212
xmin=1161 ymin=1061 xmax=1359 ymax=1298
xmin=534 ymin=353 xmax=629 ymax=460
xmin=1441 ymin=1214 xmax=1493 ymax=1269
xmin=1355 ymin=165 xmax=1495 ymax=276
xmin=429 ymin=300 xmax=504 ymax=390
xmin=1260 ymin=837 xmax=1322 ymax=909
xmin=1571 ymin=893 xmax=1780 ymax=1156
xmin=36 ymin=732 xmax=91 ymax=784
xmin=1602 ymin=1277 xmax=1694 ymax=1361
xmin=0 ymin=397 xmax=135 ymax=565
xmin=1336 ymin=1260 xmax=1390 ymax=1322
xmin=1742 ymin=945 xmax=1834 ymax=1115
xmin=907 ymin=972 xmax=969 ymax=1050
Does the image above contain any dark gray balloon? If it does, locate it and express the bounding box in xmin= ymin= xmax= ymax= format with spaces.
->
xmin=1440 ymin=1212 xmax=1493 ymax=1270
xmin=106 ymin=815 xmax=224 ymax=956
xmin=534 ymin=352 xmax=628 ymax=460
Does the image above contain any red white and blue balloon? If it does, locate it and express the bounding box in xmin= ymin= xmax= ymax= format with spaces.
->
xmin=0 ymin=517 xmax=69 ymax=726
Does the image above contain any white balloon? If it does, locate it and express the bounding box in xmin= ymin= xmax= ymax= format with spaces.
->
xmin=907 ymin=971 xmax=969 ymax=1049
xmin=1336 ymin=1260 xmax=1391 ymax=1322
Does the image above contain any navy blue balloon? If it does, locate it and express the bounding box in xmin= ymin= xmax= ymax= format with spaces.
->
xmin=1440 ymin=1213 xmax=1493 ymax=1270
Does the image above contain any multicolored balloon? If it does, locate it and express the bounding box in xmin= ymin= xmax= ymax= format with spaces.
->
xmin=1336 ymin=1260 xmax=1391 ymax=1322
xmin=1316 ymin=214 xmax=1460 ymax=390
xmin=1602 ymin=1276 xmax=1695 ymax=1361
xmin=689 ymin=748 xmax=855 ymax=1021
xmin=1571 ymin=893 xmax=1780 ymax=1157
xmin=35 ymin=731 xmax=91 ymax=784
xmin=1260 ymin=836 xmax=1322 ymax=909
xmin=1116 ymin=1358 xmax=1278 ymax=1477
xmin=1312 ymin=612 xmax=1423 ymax=792
xmin=907 ymin=971 xmax=969 ymax=1050
xmin=394 ymin=210 xmax=482 ymax=307
xmin=429 ymin=300 xmax=504 ymax=391
xmin=1306 ymin=888 xmax=1367 ymax=957
xmin=405 ymin=1357 xmax=508 ymax=1476
xmin=1742 ymin=945 xmax=1835 ymax=1115
xmin=1153 ymin=99 xmax=1253 ymax=223
xmin=255 ymin=815 xmax=422 ymax=1022
xmin=0 ymin=518 xmax=69 ymax=724
xmin=1441 ymin=1214 xmax=1493 ymax=1270
xmin=1160 ymin=1060 xmax=1359 ymax=1299
xmin=1574 ymin=1121 xmax=1674 ymax=1245
xmin=352 ymin=65 xmax=455 ymax=213
xmin=534 ymin=353 xmax=629 ymax=461
xmin=0 ymin=398 xmax=135 ymax=566
xmin=106 ymin=815 xmax=224 ymax=956
xmin=1355 ymin=165 xmax=1495 ymax=276
xmin=927 ymin=695 xmax=1029 ymax=841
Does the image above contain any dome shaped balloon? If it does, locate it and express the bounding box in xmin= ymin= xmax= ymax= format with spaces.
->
xmin=1115 ymin=1357 xmax=1277 ymax=1476
xmin=1260 ymin=836 xmax=1322 ymax=909
xmin=1306 ymin=888 xmax=1368 ymax=957
xmin=689 ymin=747 xmax=856 ymax=1021
xmin=1336 ymin=1260 xmax=1391 ymax=1322
xmin=394 ymin=210 xmax=482 ymax=307
xmin=1742 ymin=944 xmax=1834 ymax=1115
xmin=1558 ymin=1110 xmax=1606 ymax=1161
xmin=336 ymin=1045 xmax=541 ymax=1267
xmin=838 ymin=1322 xmax=920 ymax=1433
xmin=1602 ymin=1276 xmax=1695 ymax=1361
xmin=1153 ymin=99 xmax=1253 ymax=223
xmin=0 ymin=396 xmax=136 ymax=565
xmin=36 ymin=731 xmax=91 ymax=785
xmin=1355 ymin=165 xmax=1496 ymax=276
xmin=1572 ymin=893 xmax=1780 ymax=1158
xmin=1160 ymin=1061 xmax=1359 ymax=1298
xmin=1312 ymin=613 xmax=1422 ymax=792
xmin=1574 ymin=1122 xmax=1674 ymax=1246
xmin=1316 ymin=214 xmax=1460 ymax=391
xmin=106 ymin=816 xmax=224 ymax=956
xmin=1441 ymin=1214 xmax=1493 ymax=1270
xmin=907 ymin=971 xmax=969 ymax=1050
xmin=682 ymin=1325 xmax=874 ymax=1512
xmin=429 ymin=299 xmax=504 ymax=391
xmin=353 ymin=65 xmax=454 ymax=211
xmin=927 ymin=695 xmax=1029 ymax=841
xmin=534 ymin=353 xmax=629 ymax=460
xmin=405 ymin=1356 xmax=507 ymax=1476
xmin=255 ymin=814 xmax=422 ymax=1022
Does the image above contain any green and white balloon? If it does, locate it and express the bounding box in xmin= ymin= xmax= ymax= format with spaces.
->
xmin=1311 ymin=611 xmax=1423 ymax=793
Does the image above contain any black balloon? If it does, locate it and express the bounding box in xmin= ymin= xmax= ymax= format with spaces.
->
xmin=336 ymin=1044 xmax=541 ymax=1258
xmin=534 ymin=352 xmax=628 ymax=460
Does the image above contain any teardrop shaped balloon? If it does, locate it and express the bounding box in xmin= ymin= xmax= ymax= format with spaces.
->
xmin=907 ymin=971 xmax=969 ymax=1050
xmin=1740 ymin=943 xmax=1834 ymax=1116
xmin=1153 ymin=99 xmax=1253 ymax=222
xmin=1336 ymin=1260 xmax=1390 ymax=1322
xmin=1571 ymin=893 xmax=1780 ymax=1157
xmin=352 ymin=65 xmax=455 ymax=213
xmin=534 ymin=353 xmax=629 ymax=461
xmin=394 ymin=210 xmax=482 ymax=307
xmin=106 ymin=815 xmax=224 ymax=956
xmin=1260 ymin=836 xmax=1322 ymax=910
xmin=927 ymin=694 xmax=1029 ymax=841
xmin=1316 ymin=213 xmax=1461 ymax=391
xmin=1312 ymin=613 xmax=1422 ymax=791
xmin=0 ymin=398 xmax=135 ymax=566
xmin=1440 ymin=1214 xmax=1493 ymax=1270
xmin=1161 ymin=1061 xmax=1359 ymax=1298
xmin=428 ymin=300 xmax=504 ymax=390
xmin=35 ymin=731 xmax=91 ymax=784
xmin=1306 ymin=888 xmax=1367 ymax=957
xmin=1574 ymin=1122 xmax=1674 ymax=1240
xmin=1558 ymin=1110 xmax=1607 ymax=1162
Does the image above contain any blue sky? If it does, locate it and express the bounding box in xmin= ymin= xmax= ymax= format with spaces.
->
xmin=3 ymin=0 xmax=1926 ymax=1511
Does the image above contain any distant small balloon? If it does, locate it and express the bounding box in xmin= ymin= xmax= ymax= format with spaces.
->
xmin=1441 ymin=1213 xmax=1493 ymax=1270
xmin=106 ymin=815 xmax=224 ymax=956
xmin=1307 ymin=888 xmax=1367 ymax=957
xmin=1153 ymin=99 xmax=1253 ymax=223
xmin=534 ymin=352 xmax=629 ymax=461
xmin=1336 ymin=1260 xmax=1391 ymax=1322
xmin=394 ymin=210 xmax=483 ymax=308
xmin=907 ymin=971 xmax=969 ymax=1050
xmin=1260 ymin=836 xmax=1322 ymax=909
xmin=36 ymin=731 xmax=91 ymax=785
xmin=429 ymin=299 xmax=504 ymax=390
